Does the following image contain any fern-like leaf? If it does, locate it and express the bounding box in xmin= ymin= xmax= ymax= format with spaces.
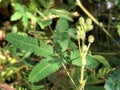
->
xmin=104 ymin=69 xmax=120 ymax=90
xmin=29 ymin=56 xmax=63 ymax=83
xmin=6 ymin=33 xmax=53 ymax=57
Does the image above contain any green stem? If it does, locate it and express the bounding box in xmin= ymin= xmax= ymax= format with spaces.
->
xmin=76 ymin=0 xmax=100 ymax=26
xmin=80 ymin=38 xmax=85 ymax=80
xmin=84 ymin=43 xmax=91 ymax=57
xmin=77 ymin=34 xmax=86 ymax=90
xmin=76 ymin=0 xmax=120 ymax=48
xmin=77 ymin=36 xmax=92 ymax=90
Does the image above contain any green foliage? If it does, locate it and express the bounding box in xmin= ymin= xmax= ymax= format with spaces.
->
xmin=11 ymin=1 xmax=74 ymax=30
xmin=2 ymin=0 xmax=120 ymax=89
xmin=104 ymin=69 xmax=120 ymax=90
xmin=29 ymin=56 xmax=63 ymax=83
xmin=72 ymin=55 xmax=100 ymax=69
xmin=11 ymin=3 xmax=37 ymax=27
xmin=93 ymin=55 xmax=111 ymax=69
xmin=6 ymin=33 xmax=53 ymax=57
xmin=54 ymin=18 xmax=70 ymax=51
xmin=70 ymin=50 xmax=101 ymax=69
xmin=6 ymin=33 xmax=64 ymax=83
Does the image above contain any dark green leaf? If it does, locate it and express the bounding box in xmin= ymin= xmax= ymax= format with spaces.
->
xmin=24 ymin=58 xmax=37 ymax=67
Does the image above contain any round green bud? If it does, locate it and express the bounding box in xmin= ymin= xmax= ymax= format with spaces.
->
xmin=79 ymin=17 xmax=85 ymax=25
xmin=88 ymin=35 xmax=94 ymax=43
xmin=83 ymin=24 xmax=88 ymax=31
xmin=86 ymin=18 xmax=92 ymax=25
xmin=87 ymin=25 xmax=93 ymax=31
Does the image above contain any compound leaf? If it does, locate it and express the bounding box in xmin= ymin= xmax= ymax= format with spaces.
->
xmin=29 ymin=56 xmax=63 ymax=83
xmin=6 ymin=33 xmax=53 ymax=57
xmin=104 ymin=69 xmax=120 ymax=90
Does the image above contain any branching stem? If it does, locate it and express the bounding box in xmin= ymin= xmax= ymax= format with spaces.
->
xmin=76 ymin=0 xmax=120 ymax=48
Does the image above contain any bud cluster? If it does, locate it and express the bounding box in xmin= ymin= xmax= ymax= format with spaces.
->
xmin=76 ymin=17 xmax=94 ymax=43
xmin=77 ymin=17 xmax=93 ymax=32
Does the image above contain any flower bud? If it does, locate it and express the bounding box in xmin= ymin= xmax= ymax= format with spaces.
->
xmin=86 ymin=18 xmax=92 ymax=25
xmin=79 ymin=17 xmax=85 ymax=25
xmin=87 ymin=25 xmax=93 ymax=31
xmin=83 ymin=24 xmax=88 ymax=31
xmin=88 ymin=35 xmax=94 ymax=43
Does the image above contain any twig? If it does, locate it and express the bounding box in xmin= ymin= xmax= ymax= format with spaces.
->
xmin=76 ymin=0 xmax=120 ymax=48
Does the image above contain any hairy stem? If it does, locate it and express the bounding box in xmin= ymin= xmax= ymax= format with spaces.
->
xmin=77 ymin=36 xmax=92 ymax=90
xmin=76 ymin=0 xmax=120 ymax=48
xmin=77 ymin=35 xmax=86 ymax=90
